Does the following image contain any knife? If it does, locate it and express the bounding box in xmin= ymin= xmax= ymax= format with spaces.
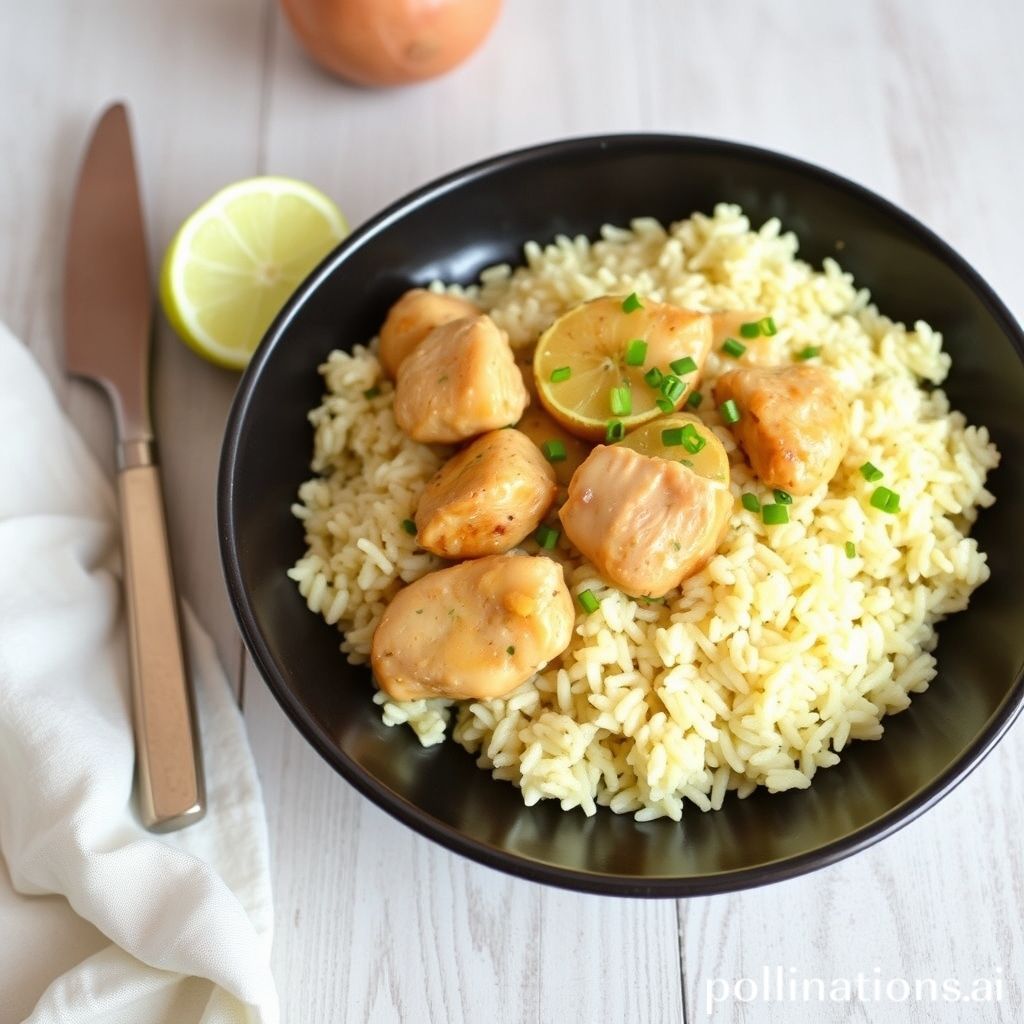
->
xmin=64 ymin=102 xmax=205 ymax=832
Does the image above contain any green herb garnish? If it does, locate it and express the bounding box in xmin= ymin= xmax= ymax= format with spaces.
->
xmin=542 ymin=439 xmax=567 ymax=462
xmin=535 ymin=524 xmax=560 ymax=550
xmin=625 ymin=339 xmax=648 ymax=366
xmin=720 ymin=398 xmax=741 ymax=424
xmin=610 ymin=385 xmax=632 ymax=416
xmin=870 ymin=486 xmax=900 ymax=513
xmin=670 ymin=355 xmax=698 ymax=376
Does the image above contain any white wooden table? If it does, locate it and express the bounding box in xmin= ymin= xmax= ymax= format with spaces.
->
xmin=3 ymin=2 xmax=1023 ymax=1020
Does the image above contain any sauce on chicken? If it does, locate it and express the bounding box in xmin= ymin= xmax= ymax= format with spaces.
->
xmin=371 ymin=554 xmax=575 ymax=701
xmin=393 ymin=315 xmax=529 ymax=443
xmin=377 ymin=288 xmax=479 ymax=378
xmin=415 ymin=428 xmax=557 ymax=559
xmin=559 ymin=445 xmax=732 ymax=597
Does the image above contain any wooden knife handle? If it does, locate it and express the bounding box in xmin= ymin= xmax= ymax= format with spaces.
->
xmin=117 ymin=461 xmax=205 ymax=831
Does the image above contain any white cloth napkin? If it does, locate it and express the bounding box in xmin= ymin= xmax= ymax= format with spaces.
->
xmin=0 ymin=322 xmax=279 ymax=1024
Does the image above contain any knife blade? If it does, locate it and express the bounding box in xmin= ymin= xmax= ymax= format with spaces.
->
xmin=64 ymin=102 xmax=205 ymax=832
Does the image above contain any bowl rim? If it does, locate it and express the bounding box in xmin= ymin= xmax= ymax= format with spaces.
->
xmin=218 ymin=132 xmax=1024 ymax=897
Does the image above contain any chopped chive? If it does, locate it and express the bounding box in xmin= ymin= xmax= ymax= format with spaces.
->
xmin=363 ymin=386 xmax=381 ymax=399
xmin=542 ymin=439 xmax=567 ymax=462
xmin=741 ymin=492 xmax=761 ymax=513
xmin=681 ymin=424 xmax=706 ymax=454
xmin=506 ymin=645 xmax=516 ymax=656
xmin=656 ymin=398 xmax=675 ymax=414
xmin=762 ymin=503 xmax=789 ymax=525
xmin=681 ymin=459 xmax=695 ymax=468
xmin=621 ymin=292 xmax=643 ymax=313
xmin=860 ymin=461 xmax=883 ymax=482
xmin=795 ymin=345 xmax=821 ymax=361
xmin=845 ymin=541 xmax=857 ymax=558
xmin=578 ymin=589 xmax=601 ymax=614
xmin=670 ymin=355 xmax=698 ymax=376
xmin=662 ymin=427 xmax=686 ymax=446
xmin=686 ymin=390 xmax=704 ymax=409
xmin=759 ymin=316 xmax=778 ymax=336
xmin=870 ymin=486 xmax=901 ymax=513
xmin=720 ymin=398 xmax=741 ymax=424
xmin=660 ymin=374 xmax=685 ymax=403
xmin=739 ymin=321 xmax=762 ymax=338
xmin=535 ymin=524 xmax=560 ymax=550
xmin=605 ymin=419 xmax=625 ymax=442
xmin=610 ymin=385 xmax=632 ymax=416
xmin=401 ymin=518 xmax=417 ymax=535
xmin=773 ymin=489 xmax=793 ymax=505
xmin=550 ymin=366 xmax=572 ymax=383
xmin=625 ymin=339 xmax=648 ymax=366
xmin=721 ymin=338 xmax=747 ymax=358
xmin=644 ymin=367 xmax=664 ymax=388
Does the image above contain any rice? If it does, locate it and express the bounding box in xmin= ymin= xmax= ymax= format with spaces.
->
xmin=289 ymin=203 xmax=1000 ymax=820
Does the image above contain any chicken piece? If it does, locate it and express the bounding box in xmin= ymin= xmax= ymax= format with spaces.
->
xmin=415 ymin=429 xmax=557 ymax=559
xmin=393 ymin=315 xmax=529 ymax=444
xmin=371 ymin=554 xmax=574 ymax=701
xmin=377 ymin=288 xmax=479 ymax=378
xmin=559 ymin=445 xmax=732 ymax=598
xmin=714 ymin=364 xmax=851 ymax=495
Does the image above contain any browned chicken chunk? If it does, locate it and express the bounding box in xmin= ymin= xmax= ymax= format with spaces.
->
xmin=377 ymin=288 xmax=479 ymax=378
xmin=371 ymin=554 xmax=575 ymax=701
xmin=393 ymin=315 xmax=529 ymax=443
xmin=415 ymin=429 xmax=557 ymax=559
xmin=559 ymin=445 xmax=732 ymax=597
xmin=714 ymin=364 xmax=851 ymax=495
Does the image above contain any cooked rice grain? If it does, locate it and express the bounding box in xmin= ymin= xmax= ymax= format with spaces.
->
xmin=291 ymin=204 xmax=999 ymax=820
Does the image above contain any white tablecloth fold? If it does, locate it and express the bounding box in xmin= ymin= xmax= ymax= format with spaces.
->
xmin=0 ymin=323 xmax=278 ymax=1024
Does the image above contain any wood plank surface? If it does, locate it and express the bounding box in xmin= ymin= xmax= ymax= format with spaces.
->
xmin=0 ymin=0 xmax=269 ymax=690
xmin=1 ymin=0 xmax=1022 ymax=1021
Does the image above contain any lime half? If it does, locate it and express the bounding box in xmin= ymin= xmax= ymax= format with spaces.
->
xmin=160 ymin=176 xmax=347 ymax=369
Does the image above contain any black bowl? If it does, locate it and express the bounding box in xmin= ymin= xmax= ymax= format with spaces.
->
xmin=219 ymin=135 xmax=1024 ymax=897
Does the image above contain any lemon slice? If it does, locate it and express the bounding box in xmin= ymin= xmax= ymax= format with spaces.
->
xmin=618 ymin=413 xmax=730 ymax=485
xmin=533 ymin=295 xmax=712 ymax=441
xmin=160 ymin=177 xmax=347 ymax=369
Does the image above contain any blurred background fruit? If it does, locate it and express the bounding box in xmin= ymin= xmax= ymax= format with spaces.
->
xmin=279 ymin=0 xmax=502 ymax=87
